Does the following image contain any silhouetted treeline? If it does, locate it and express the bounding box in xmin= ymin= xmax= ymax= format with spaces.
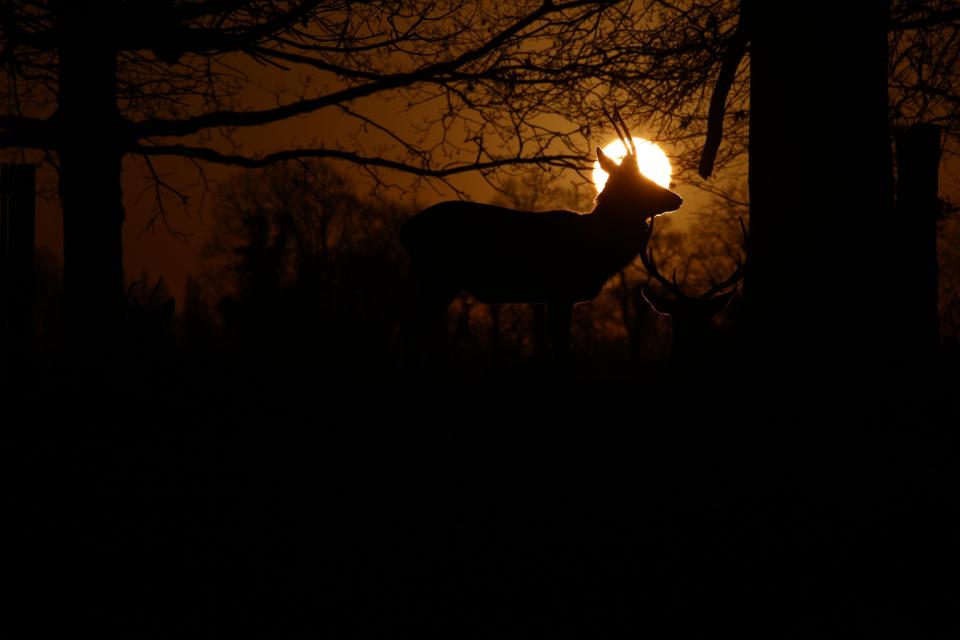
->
xmin=198 ymin=161 xmax=411 ymax=371
xmin=19 ymin=161 xmax=960 ymax=380
xmin=189 ymin=162 xmax=760 ymax=377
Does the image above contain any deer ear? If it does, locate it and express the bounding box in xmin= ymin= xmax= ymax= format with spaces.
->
xmin=596 ymin=147 xmax=619 ymax=174
xmin=641 ymin=287 xmax=675 ymax=315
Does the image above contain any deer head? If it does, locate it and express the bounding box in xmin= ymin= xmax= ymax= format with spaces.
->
xmin=640 ymin=216 xmax=746 ymax=359
xmin=594 ymin=106 xmax=683 ymax=221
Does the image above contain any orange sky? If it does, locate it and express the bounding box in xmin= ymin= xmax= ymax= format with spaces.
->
xmin=32 ymin=133 xmax=959 ymax=309
xmin=26 ymin=53 xmax=960 ymax=308
xmin=34 ymin=91 xmax=711 ymax=303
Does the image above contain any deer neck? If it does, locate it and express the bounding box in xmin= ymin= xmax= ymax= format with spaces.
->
xmin=584 ymin=206 xmax=653 ymax=273
xmin=588 ymin=202 xmax=651 ymax=242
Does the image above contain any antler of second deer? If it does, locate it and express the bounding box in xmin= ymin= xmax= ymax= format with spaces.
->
xmin=640 ymin=215 xmax=682 ymax=294
xmin=700 ymin=217 xmax=748 ymax=298
xmin=641 ymin=215 xmax=746 ymax=301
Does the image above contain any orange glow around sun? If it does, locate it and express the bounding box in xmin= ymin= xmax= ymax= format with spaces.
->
xmin=593 ymin=138 xmax=673 ymax=192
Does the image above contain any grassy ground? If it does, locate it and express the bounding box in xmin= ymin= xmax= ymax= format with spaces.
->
xmin=4 ymin=348 xmax=958 ymax=637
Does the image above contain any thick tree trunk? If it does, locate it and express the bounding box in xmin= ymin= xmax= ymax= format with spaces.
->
xmin=743 ymin=1 xmax=895 ymax=370
xmin=895 ymin=124 xmax=941 ymax=358
xmin=57 ymin=4 xmax=125 ymax=353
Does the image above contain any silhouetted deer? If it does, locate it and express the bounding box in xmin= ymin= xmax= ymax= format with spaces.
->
xmin=400 ymin=108 xmax=683 ymax=363
xmin=640 ymin=216 xmax=745 ymax=362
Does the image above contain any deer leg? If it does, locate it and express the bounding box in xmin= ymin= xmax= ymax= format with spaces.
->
xmin=548 ymin=301 xmax=573 ymax=365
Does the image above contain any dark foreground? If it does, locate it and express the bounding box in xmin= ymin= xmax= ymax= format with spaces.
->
xmin=4 ymin=350 xmax=959 ymax=638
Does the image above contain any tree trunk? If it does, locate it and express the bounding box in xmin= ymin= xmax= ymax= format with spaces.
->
xmin=57 ymin=4 xmax=125 ymax=353
xmin=895 ymin=124 xmax=941 ymax=359
xmin=1 ymin=164 xmax=37 ymax=362
xmin=743 ymin=1 xmax=895 ymax=370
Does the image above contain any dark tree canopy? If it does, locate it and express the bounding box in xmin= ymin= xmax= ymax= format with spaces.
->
xmin=0 ymin=1 xmax=741 ymax=182
xmin=2 ymin=1 xmax=958 ymax=183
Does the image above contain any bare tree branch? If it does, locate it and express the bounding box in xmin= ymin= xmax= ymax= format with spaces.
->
xmin=132 ymin=142 xmax=589 ymax=175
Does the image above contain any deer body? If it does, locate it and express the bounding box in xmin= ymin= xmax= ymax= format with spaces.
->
xmin=401 ymin=201 xmax=656 ymax=306
xmin=400 ymin=108 xmax=682 ymax=363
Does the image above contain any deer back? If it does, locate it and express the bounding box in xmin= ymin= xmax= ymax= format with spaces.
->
xmin=403 ymin=201 xmax=627 ymax=303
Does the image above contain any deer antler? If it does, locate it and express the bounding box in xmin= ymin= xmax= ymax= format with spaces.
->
xmin=640 ymin=215 xmax=689 ymax=299
xmin=701 ymin=217 xmax=748 ymax=298
xmin=602 ymin=104 xmax=630 ymax=154
xmin=641 ymin=215 xmax=748 ymax=301
xmin=613 ymin=106 xmax=637 ymax=156
xmin=700 ymin=261 xmax=743 ymax=299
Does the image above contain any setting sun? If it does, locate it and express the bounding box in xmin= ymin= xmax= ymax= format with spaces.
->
xmin=593 ymin=138 xmax=673 ymax=192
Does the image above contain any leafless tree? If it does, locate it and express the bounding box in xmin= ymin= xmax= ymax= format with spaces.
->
xmin=1 ymin=0 xmax=957 ymax=356
xmin=0 ymin=0 xmax=737 ymax=347
xmin=202 ymin=159 xmax=411 ymax=358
